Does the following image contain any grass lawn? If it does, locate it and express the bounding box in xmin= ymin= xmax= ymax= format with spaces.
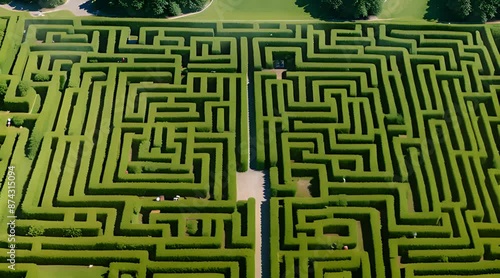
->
xmin=180 ymin=0 xmax=316 ymax=21
xmin=37 ymin=265 xmax=109 ymax=278
xmin=378 ymin=0 xmax=429 ymax=20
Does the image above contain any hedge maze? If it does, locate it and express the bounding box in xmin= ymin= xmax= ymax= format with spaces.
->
xmin=254 ymin=24 xmax=500 ymax=277
xmin=0 ymin=17 xmax=253 ymax=278
xmin=0 ymin=16 xmax=499 ymax=278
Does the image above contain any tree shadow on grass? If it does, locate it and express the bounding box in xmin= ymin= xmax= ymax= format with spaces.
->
xmin=295 ymin=0 xmax=339 ymax=21
xmin=423 ymin=0 xmax=484 ymax=23
xmin=423 ymin=0 xmax=452 ymax=22
xmin=78 ymin=0 xmax=98 ymax=14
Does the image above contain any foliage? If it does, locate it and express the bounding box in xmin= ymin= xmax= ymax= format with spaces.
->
xmin=33 ymin=73 xmax=51 ymax=82
xmin=27 ymin=131 xmax=43 ymax=159
xmin=17 ymin=80 xmax=31 ymax=97
xmin=445 ymin=0 xmax=500 ymax=22
xmin=320 ymin=0 xmax=383 ymax=19
xmin=27 ymin=226 xmax=45 ymax=237
xmin=0 ymin=80 xmax=7 ymax=98
xmin=12 ymin=116 xmax=24 ymax=126
xmin=62 ymin=227 xmax=83 ymax=238
xmin=177 ymin=0 xmax=206 ymax=12
xmin=167 ymin=2 xmax=182 ymax=16
xmin=186 ymin=219 xmax=199 ymax=236
xmin=92 ymin=0 xmax=207 ymax=17
xmin=0 ymin=19 xmax=6 ymax=45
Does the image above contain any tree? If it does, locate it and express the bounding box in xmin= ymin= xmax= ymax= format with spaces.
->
xmin=128 ymin=165 xmax=142 ymax=174
xmin=321 ymin=0 xmax=343 ymax=10
xmin=177 ymin=0 xmax=206 ymax=12
xmin=443 ymin=0 xmax=500 ymax=22
xmin=320 ymin=0 xmax=382 ymax=19
xmin=186 ymin=219 xmax=198 ymax=236
xmin=0 ymin=81 xmax=7 ymax=97
xmin=33 ymin=73 xmax=50 ymax=82
xmin=167 ymin=2 xmax=182 ymax=16
xmin=447 ymin=0 xmax=472 ymax=19
xmin=476 ymin=0 xmax=500 ymax=22
xmin=12 ymin=116 xmax=24 ymax=126
xmin=147 ymin=0 xmax=168 ymax=16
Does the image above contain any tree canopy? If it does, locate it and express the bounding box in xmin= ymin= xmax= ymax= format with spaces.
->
xmin=319 ymin=0 xmax=383 ymax=19
xmin=94 ymin=0 xmax=208 ymax=17
xmin=445 ymin=0 xmax=500 ymax=22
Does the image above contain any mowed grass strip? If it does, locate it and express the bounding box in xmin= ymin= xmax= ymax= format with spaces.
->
xmin=378 ymin=0 xmax=429 ymax=20
xmin=37 ymin=265 xmax=109 ymax=278
xmin=180 ymin=0 xmax=315 ymax=21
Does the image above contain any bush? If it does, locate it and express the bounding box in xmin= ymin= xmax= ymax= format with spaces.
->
xmin=0 ymin=81 xmax=7 ymax=97
xmin=0 ymin=19 xmax=6 ymax=43
xmin=17 ymin=81 xmax=31 ymax=97
xmin=337 ymin=199 xmax=348 ymax=207
xmin=12 ymin=116 xmax=24 ymax=126
xmin=59 ymin=74 xmax=66 ymax=91
xmin=33 ymin=73 xmax=50 ymax=82
xmin=168 ymin=2 xmax=182 ymax=16
xmin=186 ymin=219 xmax=198 ymax=236
xmin=330 ymin=240 xmax=343 ymax=250
xmin=27 ymin=226 xmax=45 ymax=237
xmin=62 ymin=228 xmax=83 ymax=238
xmin=27 ymin=133 xmax=42 ymax=159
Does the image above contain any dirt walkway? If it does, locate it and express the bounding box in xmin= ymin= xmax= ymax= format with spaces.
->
xmin=237 ymin=159 xmax=266 ymax=278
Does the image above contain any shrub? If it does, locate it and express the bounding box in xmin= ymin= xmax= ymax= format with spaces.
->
xmin=186 ymin=219 xmax=198 ymax=236
xmin=33 ymin=73 xmax=50 ymax=82
xmin=17 ymin=80 xmax=31 ymax=97
xmin=168 ymin=2 xmax=182 ymax=16
xmin=128 ymin=165 xmax=142 ymax=174
xmin=0 ymin=81 xmax=7 ymax=97
xmin=12 ymin=116 xmax=24 ymax=126
xmin=27 ymin=226 xmax=45 ymax=237
xmin=62 ymin=227 xmax=83 ymax=238
xmin=133 ymin=204 xmax=141 ymax=214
